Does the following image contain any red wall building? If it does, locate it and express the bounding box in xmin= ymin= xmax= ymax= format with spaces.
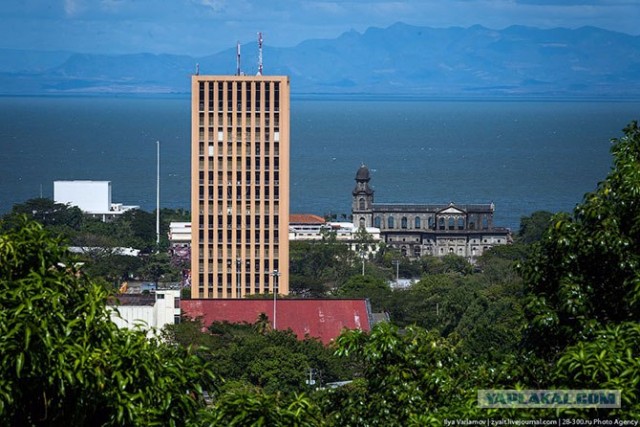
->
xmin=181 ymin=299 xmax=372 ymax=344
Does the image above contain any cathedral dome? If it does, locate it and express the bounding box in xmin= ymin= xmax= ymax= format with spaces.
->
xmin=355 ymin=164 xmax=370 ymax=181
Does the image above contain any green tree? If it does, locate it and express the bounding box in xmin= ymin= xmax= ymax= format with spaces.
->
xmin=394 ymin=274 xmax=470 ymax=334
xmin=116 ymin=209 xmax=157 ymax=250
xmin=475 ymin=243 xmax=528 ymax=286
xmin=521 ymin=121 xmax=640 ymax=357
xmin=452 ymin=280 xmax=526 ymax=361
xmin=326 ymin=323 xmax=471 ymax=426
xmin=416 ymin=254 xmax=472 ymax=276
xmin=517 ymin=210 xmax=555 ymax=244
xmin=2 ymin=198 xmax=83 ymax=235
xmin=82 ymin=253 xmax=143 ymax=289
xmin=554 ymin=322 xmax=640 ymax=419
xmin=289 ymin=239 xmax=355 ymax=296
xmin=353 ymin=225 xmax=376 ymax=257
xmin=202 ymin=384 xmax=323 ymax=427
xmin=0 ymin=217 xmax=216 ymax=425
xmin=140 ymin=252 xmax=180 ymax=285
xmin=379 ymin=249 xmax=422 ymax=280
xmin=335 ymin=274 xmax=392 ymax=312
xmin=162 ymin=316 xmax=218 ymax=354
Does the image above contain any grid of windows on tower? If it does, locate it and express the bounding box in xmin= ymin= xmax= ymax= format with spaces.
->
xmin=193 ymin=78 xmax=286 ymax=299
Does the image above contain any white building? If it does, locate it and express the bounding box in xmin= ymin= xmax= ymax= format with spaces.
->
xmin=108 ymin=289 xmax=181 ymax=337
xmin=289 ymin=214 xmax=381 ymax=255
xmin=168 ymin=222 xmax=192 ymax=245
xmin=54 ymin=180 xmax=139 ymax=222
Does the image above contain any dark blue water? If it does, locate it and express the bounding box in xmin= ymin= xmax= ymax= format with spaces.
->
xmin=1 ymin=96 xmax=637 ymax=230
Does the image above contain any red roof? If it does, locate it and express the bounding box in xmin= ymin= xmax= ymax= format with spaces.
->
xmin=181 ymin=299 xmax=371 ymax=344
xmin=289 ymin=214 xmax=326 ymax=225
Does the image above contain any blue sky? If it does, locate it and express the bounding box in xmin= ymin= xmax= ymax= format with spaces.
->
xmin=1 ymin=0 xmax=638 ymax=56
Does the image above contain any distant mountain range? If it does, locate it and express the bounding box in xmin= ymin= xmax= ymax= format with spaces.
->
xmin=2 ymin=22 xmax=639 ymax=98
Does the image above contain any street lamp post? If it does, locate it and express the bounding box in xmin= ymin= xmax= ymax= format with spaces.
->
xmin=236 ymin=259 xmax=241 ymax=299
xmin=392 ymin=259 xmax=400 ymax=286
xmin=271 ymin=270 xmax=280 ymax=330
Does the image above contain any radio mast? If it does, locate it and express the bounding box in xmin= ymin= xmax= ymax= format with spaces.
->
xmin=236 ymin=41 xmax=241 ymax=76
xmin=257 ymin=32 xmax=263 ymax=76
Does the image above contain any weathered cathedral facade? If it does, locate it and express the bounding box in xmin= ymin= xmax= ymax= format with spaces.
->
xmin=351 ymin=165 xmax=511 ymax=259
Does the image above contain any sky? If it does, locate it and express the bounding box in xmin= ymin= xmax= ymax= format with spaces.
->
xmin=1 ymin=0 xmax=638 ymax=56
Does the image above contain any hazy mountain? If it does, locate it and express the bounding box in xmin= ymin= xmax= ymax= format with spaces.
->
xmin=1 ymin=23 xmax=639 ymax=98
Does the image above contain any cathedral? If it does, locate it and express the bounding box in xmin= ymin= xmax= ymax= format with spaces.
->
xmin=351 ymin=164 xmax=511 ymax=259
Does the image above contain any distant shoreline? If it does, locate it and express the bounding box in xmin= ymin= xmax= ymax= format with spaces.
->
xmin=2 ymin=92 xmax=640 ymax=103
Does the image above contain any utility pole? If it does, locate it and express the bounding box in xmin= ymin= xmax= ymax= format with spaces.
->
xmin=156 ymin=140 xmax=160 ymax=248
xmin=306 ymin=368 xmax=316 ymax=387
xmin=271 ymin=270 xmax=280 ymax=330
xmin=392 ymin=259 xmax=400 ymax=286
xmin=236 ymin=259 xmax=241 ymax=298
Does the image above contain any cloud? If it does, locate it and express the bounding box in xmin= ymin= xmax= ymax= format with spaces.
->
xmin=190 ymin=0 xmax=227 ymax=13
xmin=64 ymin=0 xmax=84 ymax=17
xmin=516 ymin=0 xmax=602 ymax=4
xmin=0 ymin=0 xmax=637 ymax=55
xmin=100 ymin=0 xmax=125 ymax=12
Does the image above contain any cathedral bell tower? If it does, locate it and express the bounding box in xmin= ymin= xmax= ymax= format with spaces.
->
xmin=352 ymin=164 xmax=374 ymax=228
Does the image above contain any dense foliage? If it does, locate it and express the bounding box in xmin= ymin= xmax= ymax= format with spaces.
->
xmin=0 ymin=218 xmax=215 ymax=426
xmin=0 ymin=204 xmax=189 ymax=288
xmin=2 ymin=121 xmax=639 ymax=424
xmin=521 ymin=122 xmax=640 ymax=358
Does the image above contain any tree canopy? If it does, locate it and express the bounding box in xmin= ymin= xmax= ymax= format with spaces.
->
xmin=521 ymin=121 xmax=640 ymax=357
xmin=0 ymin=217 xmax=215 ymax=426
xmin=3 ymin=121 xmax=640 ymax=424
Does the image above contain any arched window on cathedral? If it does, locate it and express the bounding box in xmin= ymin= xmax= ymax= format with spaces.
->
xmin=388 ymin=216 xmax=395 ymax=229
xmin=359 ymin=217 xmax=365 ymax=228
xmin=374 ymin=216 xmax=381 ymax=228
xmin=448 ymin=217 xmax=455 ymax=230
xmin=458 ymin=217 xmax=464 ymax=230
xmin=401 ymin=217 xmax=408 ymax=229
xmin=359 ymin=197 xmax=365 ymax=210
xmin=415 ymin=216 xmax=421 ymax=229
xmin=414 ymin=245 xmax=421 ymax=258
xmin=438 ymin=217 xmax=445 ymax=230
xmin=429 ymin=217 xmax=434 ymax=229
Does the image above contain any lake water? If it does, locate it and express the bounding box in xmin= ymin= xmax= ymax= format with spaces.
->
xmin=0 ymin=95 xmax=637 ymax=230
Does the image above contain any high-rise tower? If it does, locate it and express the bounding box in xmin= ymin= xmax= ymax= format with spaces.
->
xmin=191 ymin=75 xmax=290 ymax=298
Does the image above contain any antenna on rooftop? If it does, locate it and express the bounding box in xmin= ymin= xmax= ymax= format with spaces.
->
xmin=236 ymin=41 xmax=242 ymax=76
xmin=257 ymin=32 xmax=263 ymax=76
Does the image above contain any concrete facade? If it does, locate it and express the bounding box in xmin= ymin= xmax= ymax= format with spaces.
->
xmin=191 ymin=75 xmax=290 ymax=298
xmin=168 ymin=221 xmax=192 ymax=244
xmin=351 ymin=165 xmax=511 ymax=259
xmin=109 ymin=290 xmax=181 ymax=336
xmin=53 ymin=180 xmax=139 ymax=222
